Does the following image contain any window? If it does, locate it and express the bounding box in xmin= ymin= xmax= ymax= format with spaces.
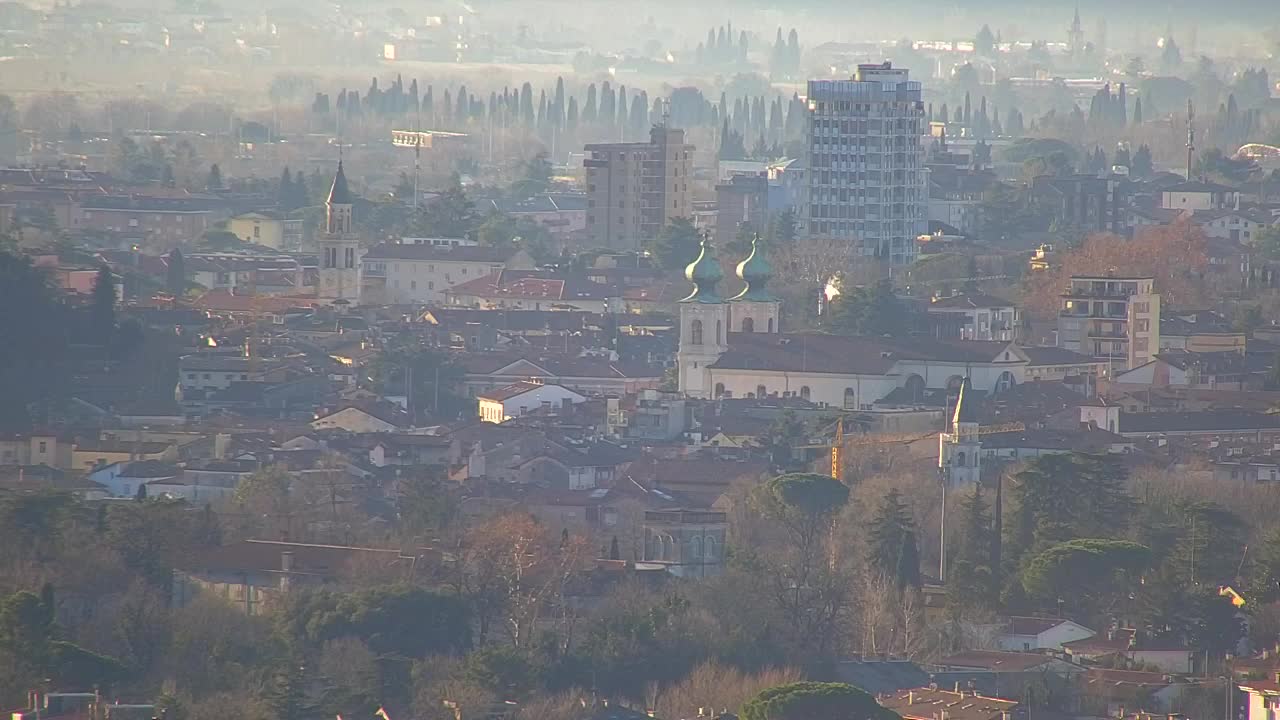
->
xmin=716 ymin=320 xmax=722 ymax=344
xmin=742 ymin=317 xmax=755 ymax=333
xmin=714 ymin=383 xmax=725 ymax=398
xmin=756 ymin=384 xmax=767 ymax=398
xmin=38 ymin=441 xmax=47 ymax=453
xmin=690 ymin=319 xmax=703 ymax=345
xmin=800 ymin=386 xmax=811 ymax=400
xmin=704 ymin=536 xmax=717 ymax=561
xmin=844 ymin=387 xmax=857 ymax=409
xmin=691 ymin=536 xmax=702 ymax=559
xmin=344 ymin=247 xmax=355 ymax=268
xmin=768 ymin=317 xmax=774 ymax=333
xmin=956 ymin=451 xmax=967 ymax=467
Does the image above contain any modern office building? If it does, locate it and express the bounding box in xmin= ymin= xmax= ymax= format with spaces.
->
xmin=1057 ymin=275 xmax=1160 ymax=373
xmin=584 ymin=126 xmax=693 ymax=250
xmin=802 ymin=62 xmax=927 ymax=266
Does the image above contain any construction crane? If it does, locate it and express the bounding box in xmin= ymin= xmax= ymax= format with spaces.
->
xmin=800 ymin=417 xmax=1027 ymax=480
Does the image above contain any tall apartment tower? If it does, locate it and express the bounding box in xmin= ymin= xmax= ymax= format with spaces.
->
xmin=802 ymin=62 xmax=927 ymax=266
xmin=318 ymin=161 xmax=361 ymax=302
xmin=584 ymin=125 xmax=693 ymax=250
xmin=1057 ymin=275 xmax=1160 ymax=373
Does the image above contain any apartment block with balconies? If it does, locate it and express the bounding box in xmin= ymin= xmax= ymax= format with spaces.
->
xmin=1057 ymin=275 xmax=1160 ymax=373
xmin=802 ymin=62 xmax=927 ymax=266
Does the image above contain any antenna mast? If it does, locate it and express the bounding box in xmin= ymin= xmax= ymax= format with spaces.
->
xmin=1186 ymin=100 xmax=1195 ymax=182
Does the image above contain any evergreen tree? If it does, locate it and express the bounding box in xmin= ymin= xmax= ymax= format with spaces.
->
xmin=553 ymin=76 xmax=566 ymax=126
xmin=975 ymin=24 xmax=996 ymax=56
xmin=868 ymin=488 xmax=921 ymax=590
xmin=205 ymin=163 xmax=222 ymax=191
xmin=166 ymin=248 xmax=185 ymax=298
xmin=566 ymin=96 xmax=579 ymax=132
xmin=1132 ymin=144 xmax=1154 ymax=177
xmin=947 ymin=484 xmax=998 ymax=617
xmin=91 ymin=265 xmax=116 ymax=343
xmin=293 ymin=171 xmax=307 ymax=210
xmin=599 ymin=82 xmax=616 ymax=127
xmin=520 ymin=83 xmax=535 ymax=126
xmin=277 ymin=167 xmax=294 ymax=210
xmin=583 ymin=84 xmax=598 ymax=124
xmin=1115 ymin=145 xmax=1131 ymax=168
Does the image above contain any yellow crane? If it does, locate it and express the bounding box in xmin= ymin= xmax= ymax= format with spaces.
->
xmin=802 ymin=417 xmax=1027 ymax=479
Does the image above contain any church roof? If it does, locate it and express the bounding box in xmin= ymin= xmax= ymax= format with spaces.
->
xmin=327 ymin=161 xmax=353 ymax=205
xmin=952 ymin=377 xmax=979 ymax=427
xmin=681 ymin=238 xmax=724 ymax=304
xmin=732 ymin=235 xmax=776 ymax=302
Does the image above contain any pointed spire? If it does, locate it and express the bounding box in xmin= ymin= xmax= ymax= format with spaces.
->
xmin=952 ymin=377 xmax=979 ymax=431
xmin=327 ymin=160 xmax=353 ymax=205
xmin=681 ymin=236 xmax=724 ymax=303
xmin=732 ymin=235 xmax=775 ymax=302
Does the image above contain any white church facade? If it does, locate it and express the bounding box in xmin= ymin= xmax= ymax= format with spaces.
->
xmin=676 ymin=241 xmax=1102 ymax=410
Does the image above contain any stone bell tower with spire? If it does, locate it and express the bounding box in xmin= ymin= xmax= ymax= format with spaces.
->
xmin=730 ymin=235 xmax=781 ymax=334
xmin=677 ymin=238 xmax=730 ymax=399
xmin=317 ymin=161 xmax=362 ymax=302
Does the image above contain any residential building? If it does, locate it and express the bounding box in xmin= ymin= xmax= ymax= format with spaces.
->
xmin=369 ymin=434 xmax=453 ymax=468
xmin=997 ymin=616 xmax=1096 ymax=652
xmin=880 ymin=687 xmax=1018 ymax=720
xmin=1057 ymin=275 xmax=1160 ymax=372
xmin=361 ymin=244 xmax=531 ymax=305
xmin=606 ymin=390 xmax=691 ymax=441
xmin=584 ymin=125 xmax=694 ymax=250
xmin=445 ymin=269 xmax=618 ymax=313
xmin=642 ymin=509 xmax=727 ymax=578
xmin=715 ymin=173 xmax=770 ymax=242
xmin=178 ymin=354 xmax=279 ymax=393
xmin=1032 ymin=175 xmax=1127 ymax=234
xmin=1238 ymin=675 xmax=1280 ymax=720
xmin=78 ymin=194 xmax=215 ymax=244
xmin=477 ymin=381 xmax=587 ymax=423
xmin=803 ymin=62 xmax=927 ymax=266
xmin=1063 ymin=630 xmax=1197 ymax=673
xmin=480 ymin=194 xmax=589 ymax=240
xmin=174 ymin=540 xmax=427 ymax=614
xmin=1195 ymin=206 xmax=1273 ymax=243
xmin=927 ymin=293 xmax=1020 ymax=342
xmin=1159 ymin=311 xmax=1247 ymax=353
xmin=1160 ymin=181 xmax=1238 ymax=211
xmin=459 ymin=354 xmax=663 ymax=397
xmin=70 ymin=439 xmax=178 ymax=473
xmin=1113 ymin=350 xmax=1255 ymax=391
xmin=317 ymin=162 xmax=361 ymax=302
xmin=311 ymin=402 xmax=411 ymax=433
xmin=228 ymin=210 xmax=302 ymax=250
xmin=1078 ymin=669 xmax=1188 ymax=717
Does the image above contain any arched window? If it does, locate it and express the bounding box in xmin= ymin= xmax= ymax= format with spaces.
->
xmin=690 ymin=319 xmax=703 ymax=345
xmin=996 ymin=370 xmax=1016 ymax=393
xmin=844 ymin=387 xmax=857 ymax=409
xmin=691 ymin=535 xmax=703 ymax=560
xmin=905 ymin=374 xmax=926 ymax=403
xmin=956 ymin=451 xmax=967 ymax=467
xmin=662 ymin=535 xmax=673 ymax=561
xmin=767 ymin=317 xmax=775 ymax=333
xmin=714 ymin=383 xmax=725 ymax=398
xmin=756 ymin=384 xmax=767 ymax=399
xmin=716 ymin=320 xmax=722 ymax=344
xmin=742 ymin=317 xmax=755 ymax=333
xmin=800 ymin=386 xmax=811 ymax=400
xmin=704 ymin=536 xmax=718 ymax=561
xmin=946 ymin=375 xmax=965 ymax=391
